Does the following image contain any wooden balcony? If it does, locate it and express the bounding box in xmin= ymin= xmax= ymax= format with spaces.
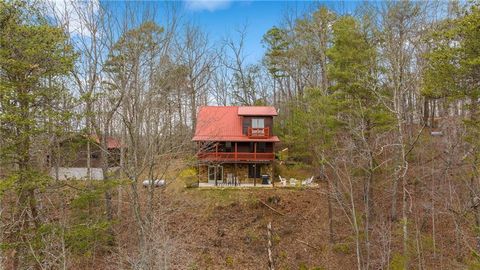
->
xmin=247 ymin=127 xmax=270 ymax=138
xmin=198 ymin=152 xmax=274 ymax=162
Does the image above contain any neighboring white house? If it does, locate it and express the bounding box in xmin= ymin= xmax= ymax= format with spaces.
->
xmin=50 ymin=167 xmax=120 ymax=180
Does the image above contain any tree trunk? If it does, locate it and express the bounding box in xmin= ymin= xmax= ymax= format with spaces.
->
xmin=430 ymin=100 xmax=436 ymax=128
xmin=423 ymin=98 xmax=430 ymax=127
xmin=100 ymin=133 xmax=115 ymax=245
xmin=190 ymin=85 xmax=197 ymax=132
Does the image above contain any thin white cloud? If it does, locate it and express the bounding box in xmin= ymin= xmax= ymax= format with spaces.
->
xmin=47 ymin=0 xmax=100 ymax=37
xmin=185 ymin=0 xmax=232 ymax=12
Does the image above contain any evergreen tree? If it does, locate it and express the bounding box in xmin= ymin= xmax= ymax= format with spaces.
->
xmin=423 ymin=3 xmax=480 ymax=231
xmin=327 ymin=15 xmax=393 ymax=268
xmin=0 ymin=2 xmax=75 ymax=267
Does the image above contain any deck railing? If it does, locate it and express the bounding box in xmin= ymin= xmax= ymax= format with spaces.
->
xmin=198 ymin=152 xmax=274 ymax=161
xmin=247 ymin=127 xmax=270 ymax=138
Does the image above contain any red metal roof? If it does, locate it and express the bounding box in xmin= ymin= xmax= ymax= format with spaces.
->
xmin=238 ymin=106 xmax=278 ymax=116
xmin=91 ymin=135 xmax=123 ymax=149
xmin=192 ymin=106 xmax=280 ymax=142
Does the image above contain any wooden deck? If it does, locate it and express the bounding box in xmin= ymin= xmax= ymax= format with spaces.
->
xmin=197 ymin=152 xmax=274 ymax=162
xmin=198 ymin=182 xmax=273 ymax=188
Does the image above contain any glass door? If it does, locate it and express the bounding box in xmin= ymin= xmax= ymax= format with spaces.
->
xmin=216 ymin=166 xmax=223 ymax=183
xmin=208 ymin=166 xmax=216 ymax=183
xmin=208 ymin=165 xmax=223 ymax=185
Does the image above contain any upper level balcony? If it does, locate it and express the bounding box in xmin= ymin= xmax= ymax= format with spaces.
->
xmin=247 ymin=127 xmax=270 ymax=139
xmin=197 ymin=152 xmax=274 ymax=162
xmin=197 ymin=141 xmax=275 ymax=162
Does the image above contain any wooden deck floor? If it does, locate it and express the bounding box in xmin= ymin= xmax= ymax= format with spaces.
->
xmin=198 ymin=182 xmax=274 ymax=188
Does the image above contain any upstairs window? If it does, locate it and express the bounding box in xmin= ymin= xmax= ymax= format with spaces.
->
xmin=243 ymin=119 xmax=249 ymax=135
xmin=252 ymin=118 xmax=265 ymax=128
xmin=251 ymin=118 xmax=265 ymax=136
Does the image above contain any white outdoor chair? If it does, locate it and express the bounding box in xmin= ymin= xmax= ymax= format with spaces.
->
xmin=279 ymin=175 xmax=287 ymax=186
xmin=289 ymin=178 xmax=297 ymax=186
xmin=227 ymin=173 xmax=234 ymax=186
xmin=302 ymin=176 xmax=314 ymax=186
xmin=234 ymin=176 xmax=240 ymax=186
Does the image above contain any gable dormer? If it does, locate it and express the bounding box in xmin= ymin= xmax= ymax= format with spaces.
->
xmin=237 ymin=106 xmax=278 ymax=139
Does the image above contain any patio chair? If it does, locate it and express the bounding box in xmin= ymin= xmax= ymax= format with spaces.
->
xmin=279 ymin=175 xmax=287 ymax=186
xmin=289 ymin=178 xmax=297 ymax=186
xmin=227 ymin=173 xmax=234 ymax=186
xmin=302 ymin=176 xmax=314 ymax=186
xmin=234 ymin=176 xmax=240 ymax=186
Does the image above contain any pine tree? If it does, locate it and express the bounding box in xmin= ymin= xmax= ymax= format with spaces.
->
xmin=0 ymin=2 xmax=75 ymax=267
xmin=423 ymin=3 xmax=480 ymax=237
xmin=327 ymin=15 xmax=393 ymax=269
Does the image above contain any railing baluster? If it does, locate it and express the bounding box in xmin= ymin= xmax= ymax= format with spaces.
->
xmin=198 ymin=151 xmax=274 ymax=161
xmin=247 ymin=127 xmax=270 ymax=138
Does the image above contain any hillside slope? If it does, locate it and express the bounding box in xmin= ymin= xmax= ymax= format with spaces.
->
xmin=148 ymin=188 xmax=353 ymax=269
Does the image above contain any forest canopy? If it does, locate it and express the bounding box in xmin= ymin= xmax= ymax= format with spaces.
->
xmin=1 ymin=0 xmax=480 ymax=269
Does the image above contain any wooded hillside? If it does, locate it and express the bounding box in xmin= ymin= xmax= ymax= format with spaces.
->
xmin=1 ymin=1 xmax=480 ymax=269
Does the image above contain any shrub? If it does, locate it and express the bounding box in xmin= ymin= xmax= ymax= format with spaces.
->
xmin=225 ymin=256 xmax=234 ymax=267
xmin=180 ymin=168 xmax=198 ymax=188
xmin=333 ymin=242 xmax=351 ymax=254
xmin=298 ymin=263 xmax=309 ymax=270
xmin=65 ymin=221 xmax=113 ymax=256
xmin=390 ymin=253 xmax=407 ymax=270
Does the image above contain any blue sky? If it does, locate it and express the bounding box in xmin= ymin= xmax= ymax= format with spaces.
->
xmin=183 ymin=1 xmax=309 ymax=63
xmin=181 ymin=1 xmax=359 ymax=63
xmin=102 ymin=1 xmax=360 ymax=64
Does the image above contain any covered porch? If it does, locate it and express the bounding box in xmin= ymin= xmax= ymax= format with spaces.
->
xmin=198 ymin=182 xmax=273 ymax=188
xmin=197 ymin=141 xmax=275 ymax=162
xmin=197 ymin=162 xmax=275 ymax=187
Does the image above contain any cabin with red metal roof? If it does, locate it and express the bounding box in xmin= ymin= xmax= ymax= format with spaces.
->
xmin=48 ymin=134 xmax=123 ymax=180
xmin=193 ymin=106 xmax=280 ymax=187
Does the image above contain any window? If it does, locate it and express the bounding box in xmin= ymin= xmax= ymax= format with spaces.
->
xmin=252 ymin=118 xmax=264 ymax=128
xmin=251 ymin=118 xmax=265 ymax=136
xmin=225 ymin=142 xmax=232 ymax=152
xmin=257 ymin=142 xmax=266 ymax=153
xmin=243 ymin=119 xmax=250 ymax=135
xmin=248 ymin=164 xmax=262 ymax=178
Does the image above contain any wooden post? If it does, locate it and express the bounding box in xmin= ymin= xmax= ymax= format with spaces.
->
xmin=235 ymin=142 xmax=238 ymax=186
xmin=271 ymin=160 xmax=275 ymax=187
xmin=215 ymin=143 xmax=218 ymax=160
xmin=267 ymin=221 xmax=275 ymax=270
xmin=254 ymin=164 xmax=256 ymax=187
xmin=254 ymin=143 xmax=257 ymax=186
xmin=235 ymin=142 xmax=238 ymax=161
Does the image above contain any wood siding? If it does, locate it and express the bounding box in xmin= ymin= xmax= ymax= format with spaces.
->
xmin=50 ymin=137 xmax=121 ymax=168
xmin=241 ymin=116 xmax=273 ymax=136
